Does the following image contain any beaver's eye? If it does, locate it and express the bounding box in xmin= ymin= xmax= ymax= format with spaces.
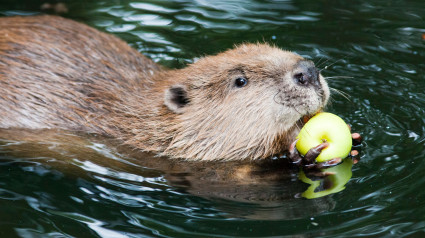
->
xmin=234 ymin=77 xmax=248 ymax=88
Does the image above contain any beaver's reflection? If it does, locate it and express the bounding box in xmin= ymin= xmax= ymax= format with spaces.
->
xmin=0 ymin=129 xmax=339 ymax=220
xmin=127 ymin=151 xmax=337 ymax=220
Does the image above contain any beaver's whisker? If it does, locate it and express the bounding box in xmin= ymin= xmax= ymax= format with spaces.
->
xmin=273 ymin=89 xmax=283 ymax=105
xmin=325 ymin=76 xmax=353 ymax=80
xmin=330 ymin=87 xmax=351 ymax=102
xmin=315 ymin=55 xmax=327 ymax=68
xmin=292 ymin=106 xmax=305 ymax=132
xmin=294 ymin=119 xmax=302 ymax=132
xmin=319 ymin=54 xmax=351 ymax=72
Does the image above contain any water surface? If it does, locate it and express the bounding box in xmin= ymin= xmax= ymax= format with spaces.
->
xmin=1 ymin=0 xmax=425 ymax=237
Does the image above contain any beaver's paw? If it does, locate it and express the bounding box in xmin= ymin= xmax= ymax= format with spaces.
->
xmin=348 ymin=125 xmax=363 ymax=164
xmin=289 ymin=130 xmax=362 ymax=172
xmin=289 ymin=140 xmax=341 ymax=171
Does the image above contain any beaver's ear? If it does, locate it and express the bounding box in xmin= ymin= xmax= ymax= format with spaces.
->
xmin=164 ymin=84 xmax=190 ymax=114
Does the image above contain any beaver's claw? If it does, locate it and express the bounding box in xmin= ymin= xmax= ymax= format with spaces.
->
xmin=348 ymin=124 xmax=362 ymax=164
xmin=289 ymin=127 xmax=362 ymax=173
xmin=289 ymin=140 xmax=341 ymax=170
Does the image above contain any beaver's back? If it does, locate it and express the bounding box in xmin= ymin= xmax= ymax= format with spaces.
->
xmin=0 ymin=15 xmax=161 ymax=131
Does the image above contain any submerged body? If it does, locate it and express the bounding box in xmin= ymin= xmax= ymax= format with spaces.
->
xmin=0 ymin=15 xmax=329 ymax=161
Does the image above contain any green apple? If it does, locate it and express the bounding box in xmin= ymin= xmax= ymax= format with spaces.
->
xmin=296 ymin=112 xmax=352 ymax=162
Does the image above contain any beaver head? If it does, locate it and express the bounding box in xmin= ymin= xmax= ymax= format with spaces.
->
xmin=129 ymin=44 xmax=330 ymax=161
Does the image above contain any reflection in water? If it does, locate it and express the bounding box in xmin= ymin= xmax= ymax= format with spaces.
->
xmin=0 ymin=129 xmax=338 ymax=223
xmin=299 ymin=159 xmax=353 ymax=199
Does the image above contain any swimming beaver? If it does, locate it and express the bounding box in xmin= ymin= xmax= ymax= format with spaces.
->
xmin=0 ymin=15 xmax=337 ymax=162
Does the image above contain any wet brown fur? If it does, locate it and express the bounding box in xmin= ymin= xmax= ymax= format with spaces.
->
xmin=0 ymin=15 xmax=329 ymax=161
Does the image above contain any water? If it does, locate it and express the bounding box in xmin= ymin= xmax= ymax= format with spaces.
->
xmin=1 ymin=0 xmax=425 ymax=237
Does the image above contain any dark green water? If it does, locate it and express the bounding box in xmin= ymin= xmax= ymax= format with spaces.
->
xmin=1 ymin=0 xmax=425 ymax=237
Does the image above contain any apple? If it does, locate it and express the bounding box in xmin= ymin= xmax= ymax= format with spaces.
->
xmin=296 ymin=112 xmax=352 ymax=162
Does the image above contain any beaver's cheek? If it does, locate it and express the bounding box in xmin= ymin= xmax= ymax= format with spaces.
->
xmin=318 ymin=75 xmax=330 ymax=106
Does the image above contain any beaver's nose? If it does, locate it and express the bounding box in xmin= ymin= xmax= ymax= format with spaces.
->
xmin=293 ymin=60 xmax=320 ymax=87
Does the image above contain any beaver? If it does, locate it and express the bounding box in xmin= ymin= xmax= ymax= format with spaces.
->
xmin=0 ymin=15 xmax=332 ymax=162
